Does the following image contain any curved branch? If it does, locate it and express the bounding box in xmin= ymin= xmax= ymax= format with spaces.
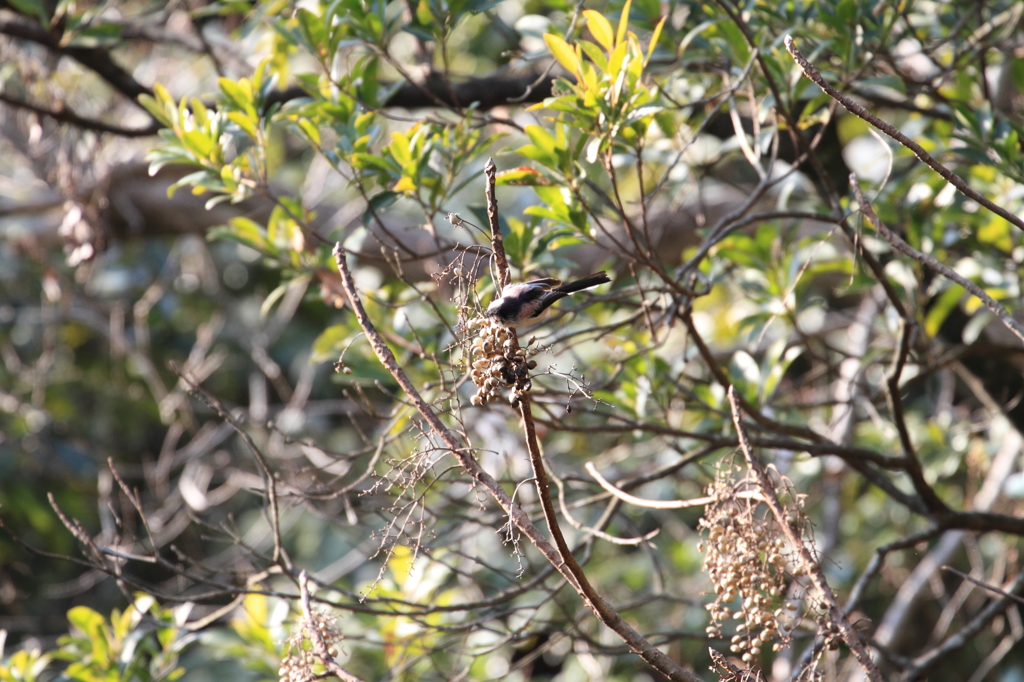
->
xmin=0 ymin=15 xmax=154 ymax=102
xmin=585 ymin=462 xmax=712 ymax=510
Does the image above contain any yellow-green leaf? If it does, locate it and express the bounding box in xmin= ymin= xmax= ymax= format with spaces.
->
xmin=608 ymin=41 xmax=628 ymax=80
xmin=579 ymin=39 xmax=609 ymax=72
xmin=582 ymin=61 xmax=599 ymax=91
xmin=616 ymin=0 xmax=632 ymax=47
xmin=543 ymin=33 xmax=580 ymax=77
xmin=646 ymin=15 xmax=667 ymax=65
xmin=388 ymin=131 xmax=412 ymax=166
xmin=525 ymin=124 xmax=558 ymax=155
xmin=183 ymin=130 xmax=213 ymax=157
xmin=495 ymin=166 xmax=553 ymax=186
xmin=190 ymin=98 xmax=209 ymax=127
xmin=227 ymin=111 xmax=257 ymax=138
xmin=582 ymin=10 xmax=614 ymax=51
xmin=298 ymin=118 xmax=320 ymax=146
xmin=394 ymin=176 xmax=417 ymax=193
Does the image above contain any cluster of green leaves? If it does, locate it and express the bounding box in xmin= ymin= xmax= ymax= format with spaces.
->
xmin=142 ymin=74 xmax=273 ymax=210
xmin=540 ymin=3 xmax=666 ymax=160
xmin=0 ymin=597 xmax=190 ymax=682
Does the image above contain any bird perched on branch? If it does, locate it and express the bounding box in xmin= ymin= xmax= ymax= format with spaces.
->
xmin=485 ymin=272 xmax=610 ymax=327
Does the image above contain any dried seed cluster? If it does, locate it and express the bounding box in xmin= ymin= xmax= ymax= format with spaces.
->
xmin=279 ymin=612 xmax=344 ymax=682
xmin=698 ymin=464 xmax=798 ymax=666
xmin=466 ymin=317 xmax=537 ymax=406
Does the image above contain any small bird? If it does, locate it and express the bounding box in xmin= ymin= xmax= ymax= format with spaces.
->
xmin=485 ymin=272 xmax=610 ymax=327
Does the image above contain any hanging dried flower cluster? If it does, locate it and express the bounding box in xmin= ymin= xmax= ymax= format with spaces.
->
xmin=466 ymin=317 xmax=537 ymax=406
xmin=279 ymin=611 xmax=345 ymax=682
xmin=698 ymin=460 xmax=809 ymax=667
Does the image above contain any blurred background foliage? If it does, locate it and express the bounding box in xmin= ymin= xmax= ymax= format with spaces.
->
xmin=1 ymin=0 xmax=1024 ymax=680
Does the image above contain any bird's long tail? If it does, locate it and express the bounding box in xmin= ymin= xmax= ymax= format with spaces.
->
xmin=530 ymin=272 xmax=610 ymax=320
xmin=553 ymin=271 xmax=611 ymax=294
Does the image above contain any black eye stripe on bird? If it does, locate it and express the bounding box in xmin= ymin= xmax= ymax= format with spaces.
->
xmin=485 ymin=272 xmax=610 ymax=327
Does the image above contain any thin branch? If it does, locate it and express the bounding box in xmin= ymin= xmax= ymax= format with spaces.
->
xmin=550 ymin=468 xmax=660 ymax=545
xmin=792 ymin=526 xmax=942 ymax=677
xmin=942 ymin=566 xmax=1024 ymax=608
xmin=172 ymin=364 xmax=288 ymax=568
xmin=483 ymin=158 xmax=511 ymax=290
xmin=786 ymin=35 xmax=1024 ymax=232
xmin=851 ymin=178 xmax=1024 ymax=347
xmin=479 ymin=161 xmax=702 ymax=680
xmin=0 ymin=92 xmax=161 ymax=136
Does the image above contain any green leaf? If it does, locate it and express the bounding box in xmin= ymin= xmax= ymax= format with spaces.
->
xmin=582 ymin=10 xmax=614 ymax=51
xmin=924 ymin=286 xmax=962 ymax=337
xmin=363 ymin=191 xmax=400 ymax=227
xmin=715 ymin=19 xmax=750 ymax=66
xmin=227 ymin=111 xmax=258 ymax=138
xmin=543 ymin=33 xmax=580 ymax=76
xmin=525 ymin=124 xmax=558 ymax=156
xmin=65 ymin=22 xmax=122 ymax=48
xmin=646 ymin=15 xmax=666 ymax=65
xmin=297 ymin=7 xmax=328 ymax=55
xmin=616 ymin=0 xmax=632 ymax=46
xmin=7 ymin=0 xmax=48 ymax=24
xmin=495 ymin=166 xmax=553 ymax=186
xmin=297 ymin=118 xmax=321 ymax=145
xmin=218 ymin=77 xmax=256 ymax=118
xmin=579 ymin=40 xmax=609 ymax=72
xmin=208 ymin=216 xmax=268 ymax=251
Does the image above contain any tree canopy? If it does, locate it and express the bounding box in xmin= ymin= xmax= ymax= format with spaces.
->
xmin=2 ymin=0 xmax=1024 ymax=680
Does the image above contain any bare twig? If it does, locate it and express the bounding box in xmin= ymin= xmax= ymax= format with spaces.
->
xmin=727 ymin=386 xmax=882 ymax=682
xmin=551 ymin=464 xmax=661 ymax=545
xmin=786 ymin=36 xmax=1024 ymax=232
xmin=483 ymin=158 xmax=511 ymax=290
xmin=298 ymin=571 xmax=365 ymax=682
xmin=941 ymin=566 xmax=1024 ymax=607
xmin=172 ymin=364 xmax=288 ymax=568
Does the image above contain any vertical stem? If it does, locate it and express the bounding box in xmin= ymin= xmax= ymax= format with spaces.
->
xmin=727 ymin=386 xmax=882 ymax=682
xmin=484 ymin=158 xmax=511 ymax=290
